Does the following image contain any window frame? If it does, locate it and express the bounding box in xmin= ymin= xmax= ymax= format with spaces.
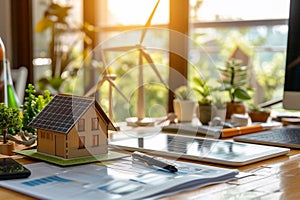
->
xmin=92 ymin=135 xmax=99 ymax=147
xmin=91 ymin=117 xmax=100 ymax=130
xmin=11 ymin=0 xmax=33 ymax=83
xmin=78 ymin=119 xmax=85 ymax=132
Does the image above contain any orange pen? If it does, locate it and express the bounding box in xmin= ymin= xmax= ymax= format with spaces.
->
xmin=221 ymin=125 xmax=265 ymax=138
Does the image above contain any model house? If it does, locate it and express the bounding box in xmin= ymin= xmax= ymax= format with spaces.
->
xmin=29 ymin=94 xmax=116 ymax=159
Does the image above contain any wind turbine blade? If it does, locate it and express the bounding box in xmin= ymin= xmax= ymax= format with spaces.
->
xmin=139 ymin=0 xmax=160 ymax=45
xmin=103 ymin=45 xmax=137 ymax=52
xmin=107 ymin=78 xmax=130 ymax=102
xmin=141 ymin=50 xmax=166 ymax=86
xmin=84 ymin=79 xmax=105 ymax=97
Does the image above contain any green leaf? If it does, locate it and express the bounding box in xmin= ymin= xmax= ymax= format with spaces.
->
xmin=50 ymin=77 xmax=64 ymax=90
xmin=48 ymin=3 xmax=72 ymax=21
xmin=234 ymin=87 xmax=251 ymax=100
xmin=35 ymin=18 xmax=53 ymax=33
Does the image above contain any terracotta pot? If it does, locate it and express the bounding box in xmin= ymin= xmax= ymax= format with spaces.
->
xmin=173 ymin=99 xmax=196 ymax=122
xmin=198 ymin=103 xmax=213 ymax=125
xmin=226 ymin=102 xmax=246 ymax=120
xmin=248 ymin=111 xmax=271 ymax=122
xmin=0 ymin=141 xmax=15 ymax=156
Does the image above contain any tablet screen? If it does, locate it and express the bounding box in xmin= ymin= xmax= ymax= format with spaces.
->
xmin=109 ymin=134 xmax=289 ymax=166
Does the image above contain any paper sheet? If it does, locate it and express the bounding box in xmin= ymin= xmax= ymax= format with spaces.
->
xmin=0 ymin=158 xmax=239 ymax=200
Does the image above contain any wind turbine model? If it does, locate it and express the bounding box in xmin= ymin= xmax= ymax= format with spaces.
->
xmin=84 ymin=70 xmax=129 ymax=122
xmin=101 ymin=0 xmax=167 ymax=126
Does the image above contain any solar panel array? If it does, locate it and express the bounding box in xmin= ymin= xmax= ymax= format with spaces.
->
xmin=29 ymin=95 xmax=94 ymax=133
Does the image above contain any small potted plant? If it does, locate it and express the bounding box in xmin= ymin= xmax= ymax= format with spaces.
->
xmin=193 ymin=77 xmax=213 ymax=125
xmin=247 ymin=104 xmax=271 ymax=122
xmin=173 ymin=85 xmax=196 ymax=122
xmin=217 ymin=59 xmax=252 ymax=119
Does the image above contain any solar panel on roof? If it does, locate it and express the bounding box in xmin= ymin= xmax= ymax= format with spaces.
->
xmin=29 ymin=95 xmax=94 ymax=133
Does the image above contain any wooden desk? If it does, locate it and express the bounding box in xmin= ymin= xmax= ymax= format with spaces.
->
xmin=163 ymin=149 xmax=300 ymax=200
xmin=1 ymin=148 xmax=300 ymax=199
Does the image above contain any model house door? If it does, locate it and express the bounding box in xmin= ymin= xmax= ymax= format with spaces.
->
xmin=55 ymin=134 xmax=65 ymax=157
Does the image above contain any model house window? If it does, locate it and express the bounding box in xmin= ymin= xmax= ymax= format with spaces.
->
xmin=93 ymin=135 xmax=99 ymax=147
xmin=78 ymin=119 xmax=85 ymax=132
xmin=91 ymin=117 xmax=99 ymax=130
xmin=41 ymin=131 xmax=46 ymax=139
xmin=40 ymin=131 xmax=52 ymax=140
xmin=79 ymin=136 xmax=85 ymax=149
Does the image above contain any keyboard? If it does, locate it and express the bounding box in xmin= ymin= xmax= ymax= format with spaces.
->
xmin=234 ymin=126 xmax=300 ymax=149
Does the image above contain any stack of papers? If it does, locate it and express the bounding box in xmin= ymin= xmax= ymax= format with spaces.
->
xmin=0 ymin=158 xmax=239 ymax=199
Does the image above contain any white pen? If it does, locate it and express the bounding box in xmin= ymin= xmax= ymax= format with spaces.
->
xmin=131 ymin=151 xmax=178 ymax=173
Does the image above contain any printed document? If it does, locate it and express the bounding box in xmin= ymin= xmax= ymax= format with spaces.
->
xmin=0 ymin=158 xmax=239 ymax=199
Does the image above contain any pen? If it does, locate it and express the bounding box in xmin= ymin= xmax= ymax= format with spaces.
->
xmin=221 ymin=125 xmax=264 ymax=138
xmin=131 ymin=151 xmax=178 ymax=173
xmin=220 ymin=122 xmax=281 ymax=138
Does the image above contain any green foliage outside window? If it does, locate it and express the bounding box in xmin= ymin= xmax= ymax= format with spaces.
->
xmin=189 ymin=26 xmax=286 ymax=105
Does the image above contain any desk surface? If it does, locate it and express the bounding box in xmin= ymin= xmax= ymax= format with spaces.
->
xmin=1 ymin=141 xmax=300 ymax=199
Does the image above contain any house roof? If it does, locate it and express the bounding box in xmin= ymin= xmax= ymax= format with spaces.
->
xmin=29 ymin=94 xmax=116 ymax=134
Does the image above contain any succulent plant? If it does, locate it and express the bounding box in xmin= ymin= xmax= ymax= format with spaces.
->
xmin=174 ymin=85 xmax=194 ymax=101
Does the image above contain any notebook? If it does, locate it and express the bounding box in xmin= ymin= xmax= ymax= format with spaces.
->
xmin=109 ymin=133 xmax=289 ymax=166
xmin=234 ymin=126 xmax=300 ymax=149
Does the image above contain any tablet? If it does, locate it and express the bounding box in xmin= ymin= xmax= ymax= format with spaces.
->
xmin=109 ymin=133 xmax=289 ymax=166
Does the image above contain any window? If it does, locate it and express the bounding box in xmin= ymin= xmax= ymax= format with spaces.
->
xmin=91 ymin=117 xmax=99 ymax=130
xmin=40 ymin=131 xmax=52 ymax=140
xmin=41 ymin=131 xmax=46 ymax=139
xmin=79 ymin=136 xmax=85 ymax=149
xmin=78 ymin=119 xmax=85 ymax=132
xmin=30 ymin=0 xmax=290 ymax=122
xmin=88 ymin=0 xmax=170 ymax=121
xmin=188 ymin=0 xmax=290 ymax=106
xmin=32 ymin=0 xmax=84 ymax=94
xmin=93 ymin=135 xmax=99 ymax=146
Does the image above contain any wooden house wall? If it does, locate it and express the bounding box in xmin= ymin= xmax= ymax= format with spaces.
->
xmin=67 ymin=105 xmax=108 ymax=158
xmin=37 ymin=104 xmax=109 ymax=159
xmin=37 ymin=129 xmax=66 ymax=157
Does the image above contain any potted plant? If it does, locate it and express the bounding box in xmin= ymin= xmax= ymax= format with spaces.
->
xmin=193 ymin=77 xmax=213 ymax=125
xmin=173 ymin=85 xmax=196 ymax=122
xmin=0 ymin=84 xmax=53 ymax=148
xmin=247 ymin=104 xmax=271 ymax=122
xmin=218 ymin=59 xmax=252 ymax=119
xmin=35 ymin=1 xmax=97 ymax=93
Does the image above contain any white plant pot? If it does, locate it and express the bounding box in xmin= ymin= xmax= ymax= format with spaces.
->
xmin=173 ymin=99 xmax=196 ymax=122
